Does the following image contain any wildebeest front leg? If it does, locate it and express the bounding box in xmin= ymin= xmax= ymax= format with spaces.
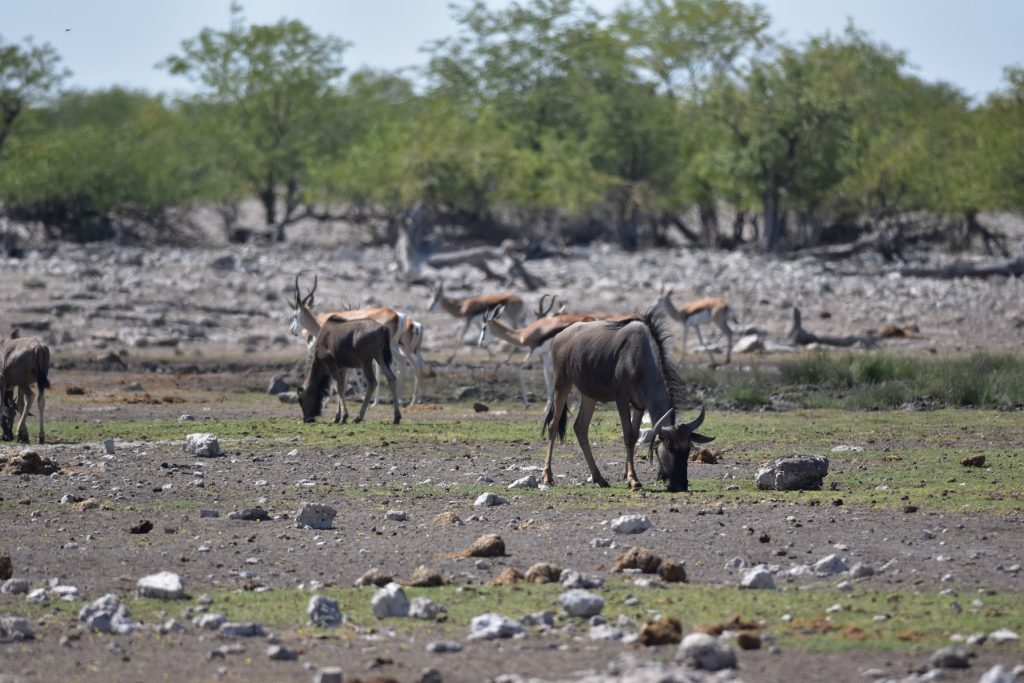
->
xmin=354 ymin=361 xmax=377 ymax=423
xmin=574 ymin=396 xmax=609 ymax=487
xmin=625 ymin=408 xmax=643 ymax=481
xmin=16 ymin=388 xmax=34 ymax=444
xmin=616 ymin=400 xmax=642 ymax=490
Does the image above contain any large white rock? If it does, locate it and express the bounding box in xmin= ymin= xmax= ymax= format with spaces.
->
xmin=295 ymin=502 xmax=337 ymax=530
xmin=371 ymin=582 xmax=410 ymax=618
xmin=755 ymin=455 xmax=829 ymax=490
xmin=507 ymin=475 xmax=538 ymax=490
xmin=183 ymin=433 xmax=221 ymax=457
xmin=677 ymin=632 xmax=737 ymax=671
xmin=610 ymin=515 xmax=652 ymax=535
xmin=474 ymin=492 xmax=508 ymax=507
xmin=813 ymin=554 xmax=849 ymax=577
xmin=409 ymin=596 xmax=446 ymax=621
xmin=136 ymin=571 xmax=185 ymax=599
xmin=0 ymin=616 xmax=33 ymax=641
xmin=468 ymin=613 xmax=523 ymax=640
xmin=740 ymin=566 xmax=776 ymax=590
xmin=732 ymin=334 xmax=765 ymax=354
xmin=559 ymin=589 xmax=605 ymax=618
xmin=78 ymin=594 xmax=140 ymax=634
xmin=308 ymin=595 xmax=342 ymax=627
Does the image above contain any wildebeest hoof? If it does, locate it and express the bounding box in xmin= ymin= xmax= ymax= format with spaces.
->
xmin=392 ymin=416 xmax=401 ymax=425
xmin=595 ymin=478 xmax=611 ymax=488
xmin=628 ymin=479 xmax=643 ymax=491
xmin=353 ymin=416 xmax=364 ymax=424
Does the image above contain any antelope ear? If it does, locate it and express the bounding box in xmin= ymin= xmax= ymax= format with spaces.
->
xmin=691 ymin=432 xmax=715 ymax=444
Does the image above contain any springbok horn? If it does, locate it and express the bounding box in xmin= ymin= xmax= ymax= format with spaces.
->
xmin=685 ymin=406 xmax=706 ymax=431
xmin=538 ymin=294 xmax=553 ymax=317
xmin=304 ymin=274 xmax=318 ymax=307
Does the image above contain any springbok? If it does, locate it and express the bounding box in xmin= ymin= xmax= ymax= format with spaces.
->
xmin=653 ymin=289 xmax=736 ymax=365
xmin=479 ymin=300 xmax=596 ymax=406
xmin=289 ymin=275 xmax=417 ymax=405
xmin=0 ymin=337 xmax=50 ymax=444
xmin=428 ymin=280 xmax=526 ymax=362
xmin=297 ymin=317 xmax=401 ymax=425
xmin=542 ymin=311 xmax=713 ymax=492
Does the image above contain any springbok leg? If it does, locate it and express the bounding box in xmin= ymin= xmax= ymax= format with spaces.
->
xmin=378 ymin=355 xmax=402 ymax=425
xmin=693 ymin=323 xmax=717 ymax=365
xmin=616 ymin=400 xmax=642 ymax=490
xmin=15 ymin=387 xmax=34 ymax=444
xmin=334 ymin=368 xmax=349 ymax=424
xmin=574 ymin=396 xmax=609 ymax=487
xmin=447 ymin=319 xmax=473 ymax=363
xmin=355 ymin=361 xmax=376 ymax=423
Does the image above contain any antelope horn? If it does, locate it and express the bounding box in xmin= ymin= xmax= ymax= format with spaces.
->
xmin=684 ymin=406 xmax=706 ymax=431
xmin=303 ymin=274 xmax=318 ymax=307
xmin=537 ymin=294 xmax=554 ymax=317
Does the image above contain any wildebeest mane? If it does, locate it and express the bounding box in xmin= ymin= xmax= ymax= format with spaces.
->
xmin=643 ymin=308 xmax=685 ymax=410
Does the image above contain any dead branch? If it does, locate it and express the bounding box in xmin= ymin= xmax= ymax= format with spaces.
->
xmin=899 ymin=255 xmax=1024 ymax=279
xmin=788 ymin=308 xmax=876 ymax=348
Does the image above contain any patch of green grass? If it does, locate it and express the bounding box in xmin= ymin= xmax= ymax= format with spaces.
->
xmin=45 ymin=583 xmax=1024 ymax=654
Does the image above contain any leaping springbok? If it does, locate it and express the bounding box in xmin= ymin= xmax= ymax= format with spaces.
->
xmin=298 ymin=317 xmax=401 ymax=425
xmin=542 ymin=311 xmax=713 ymax=492
xmin=428 ymin=280 xmax=526 ymax=363
xmin=479 ymin=297 xmax=596 ymax=406
xmin=0 ymin=337 xmax=50 ymax=444
xmin=653 ymin=288 xmax=736 ymax=365
xmin=290 ymin=275 xmax=420 ymax=405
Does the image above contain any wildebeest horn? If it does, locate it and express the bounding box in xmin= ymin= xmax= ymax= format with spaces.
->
xmin=684 ymin=406 xmax=706 ymax=431
xmin=651 ymin=409 xmax=674 ymax=435
xmin=647 ymin=409 xmax=673 ymax=462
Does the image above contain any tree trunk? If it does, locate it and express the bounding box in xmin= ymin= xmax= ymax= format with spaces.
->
xmin=761 ymin=189 xmax=783 ymax=253
xmin=698 ymin=202 xmax=719 ymax=248
xmin=616 ymin=197 xmax=639 ymax=252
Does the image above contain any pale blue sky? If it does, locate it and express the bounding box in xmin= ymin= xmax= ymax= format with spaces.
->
xmin=3 ymin=1 xmax=1022 ymax=100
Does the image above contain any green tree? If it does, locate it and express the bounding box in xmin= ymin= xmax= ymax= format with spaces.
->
xmin=162 ymin=5 xmax=349 ymax=241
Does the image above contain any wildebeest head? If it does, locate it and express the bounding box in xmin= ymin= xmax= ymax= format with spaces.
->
xmin=647 ymin=407 xmax=714 ymax=492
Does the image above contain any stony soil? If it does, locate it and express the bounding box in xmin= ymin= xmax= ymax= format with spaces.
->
xmin=1 ymin=234 xmax=1023 ymax=683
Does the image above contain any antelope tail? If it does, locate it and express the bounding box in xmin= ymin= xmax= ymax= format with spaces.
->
xmin=541 ymin=401 xmax=569 ymax=442
xmin=35 ymin=346 xmax=51 ymax=392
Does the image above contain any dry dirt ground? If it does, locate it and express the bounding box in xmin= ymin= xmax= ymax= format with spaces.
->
xmin=1 ymin=234 xmax=1023 ymax=683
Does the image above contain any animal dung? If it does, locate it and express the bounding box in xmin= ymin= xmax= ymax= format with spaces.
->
xmin=612 ymin=546 xmax=662 ymax=574
xmin=354 ymin=568 xmax=393 ymax=588
xmin=638 ymin=616 xmax=682 ymax=646
xmin=690 ymin=447 xmax=722 ymax=464
xmin=0 ymin=451 xmax=60 ymax=475
xmin=489 ymin=567 xmax=523 ymax=586
xmin=457 ymin=533 xmax=506 ymax=558
xmin=523 ymin=562 xmax=562 ymax=584
xmin=960 ymin=455 xmax=986 ymax=468
xmin=430 ymin=511 xmax=463 ymax=526
xmin=406 ymin=565 xmax=445 ymax=587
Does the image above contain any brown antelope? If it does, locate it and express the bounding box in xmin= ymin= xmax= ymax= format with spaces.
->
xmin=479 ymin=298 xmax=596 ymax=406
xmin=428 ymin=280 xmax=526 ymax=362
xmin=297 ymin=317 xmax=401 ymax=425
xmin=289 ymin=275 xmax=420 ymax=405
xmin=653 ymin=289 xmax=736 ymax=365
xmin=0 ymin=337 xmax=50 ymax=444
xmin=542 ymin=311 xmax=713 ymax=492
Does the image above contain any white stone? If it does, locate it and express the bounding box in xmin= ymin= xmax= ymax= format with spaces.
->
xmin=371 ymin=582 xmax=410 ymax=618
xmin=308 ymin=595 xmax=342 ymax=627
xmin=849 ymin=562 xmax=876 ymax=579
xmin=988 ymin=628 xmax=1019 ymax=642
xmin=559 ymin=589 xmax=605 ymax=618
xmin=25 ymin=588 xmax=47 ymax=604
xmin=219 ymin=622 xmax=263 ymax=637
xmin=755 ymin=455 xmax=829 ymax=491
xmin=0 ymin=616 xmax=34 ymax=641
xmin=978 ymin=665 xmax=1015 ymax=683
xmin=103 ymin=438 xmax=115 ymax=454
xmin=677 ymin=632 xmax=737 ymax=671
xmin=78 ymin=593 xmax=140 ymax=634
xmin=136 ymin=571 xmax=184 ymax=599
xmin=183 ymin=433 xmax=221 ymax=457
xmin=507 ymin=475 xmax=538 ymax=489
xmin=589 ymin=624 xmax=624 ymax=640
xmin=724 ymin=557 xmax=746 ymax=570
xmin=560 ymin=569 xmax=604 ymax=589
xmin=609 ymin=515 xmax=652 ymax=534
xmin=732 ymin=334 xmax=765 ymax=354
xmin=1 ymin=578 xmax=30 ymax=594
xmin=295 ymin=502 xmax=337 ymax=530
xmin=385 ymin=509 xmax=407 ymax=522
xmin=830 ymin=445 xmax=864 ymax=453
xmin=814 ymin=554 xmax=849 ymax=576
xmin=474 ymin=492 xmax=508 ymax=507
xmin=740 ymin=566 xmax=776 ymax=589
xmin=196 ymin=613 xmax=226 ymax=630
xmin=468 ymin=613 xmax=523 ymax=640
xmin=409 ymin=596 xmax=446 ymax=621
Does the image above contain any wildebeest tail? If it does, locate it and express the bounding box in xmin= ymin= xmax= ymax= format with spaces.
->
xmin=35 ymin=345 xmax=51 ymax=392
xmin=541 ymin=401 xmax=569 ymax=442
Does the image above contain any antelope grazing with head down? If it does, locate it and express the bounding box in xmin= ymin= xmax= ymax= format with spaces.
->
xmin=428 ymin=280 xmax=526 ymax=362
xmin=479 ymin=295 xmax=596 ymax=405
xmin=298 ymin=317 xmax=401 ymax=425
xmin=653 ymin=288 xmax=736 ymax=365
xmin=0 ymin=337 xmax=50 ymax=444
xmin=289 ymin=275 xmax=424 ymax=404
xmin=542 ymin=311 xmax=713 ymax=492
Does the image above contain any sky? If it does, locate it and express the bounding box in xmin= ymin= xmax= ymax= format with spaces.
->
xmin=3 ymin=1 xmax=1022 ymax=101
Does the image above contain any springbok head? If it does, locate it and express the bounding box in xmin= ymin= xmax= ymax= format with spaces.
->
xmin=289 ymin=274 xmax=317 ymax=336
xmin=427 ymin=280 xmax=445 ymax=312
xmin=478 ymin=304 xmax=507 ymax=346
xmin=653 ymin=284 xmax=674 ymax=312
xmin=645 ymin=406 xmax=714 ymax=492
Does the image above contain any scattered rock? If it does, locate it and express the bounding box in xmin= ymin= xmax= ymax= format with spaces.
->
xmin=458 ymin=533 xmax=506 ymax=558
xmin=308 ymin=595 xmax=342 ymax=627
xmin=589 ymin=624 xmax=625 ymax=641
xmin=277 ymin=391 xmax=299 ymax=404
xmin=420 ymin=667 xmax=444 ymax=683
xmin=129 ymin=520 xmax=154 ymax=534
xmin=678 ymin=633 xmax=737 ymax=671
xmin=355 ymin=568 xmax=393 ymax=587
xmin=0 ymin=615 xmax=34 ymax=641
xmin=425 ymin=641 xmax=463 ymax=653
xmin=371 ymin=582 xmax=410 ymax=618
xmin=507 ymin=475 xmax=538 ymax=489
xmin=978 ymin=665 xmax=1016 ymax=683
xmin=929 ymin=645 xmax=971 ymax=669
xmin=559 ymin=589 xmax=604 ymax=618
xmin=199 ymin=509 xmax=220 ymax=518
xmin=490 ymin=567 xmax=523 ymax=586
xmin=988 ymin=628 xmax=1019 ymax=643
xmin=813 ymin=554 xmax=849 ymax=577
xmin=0 ymin=555 xmax=11 ymax=581
xmin=314 ymin=668 xmax=344 ymax=683
xmin=431 ymin=511 xmax=463 ymax=526
xmin=474 ymin=492 xmax=508 ymax=507
xmin=0 ymin=451 xmax=60 ymax=475
xmin=740 ymin=566 xmax=776 ymax=590
xmin=755 ymin=455 xmax=829 ymax=490
xmin=612 ymin=547 xmax=662 ymax=574
xmin=830 ymin=445 xmax=864 ymax=453
xmin=468 ymin=613 xmax=523 ymax=640
xmin=732 ymin=334 xmax=764 ymax=354
xmin=161 ymin=618 xmax=188 ymax=634
xmin=638 ymin=617 xmax=682 ymax=646
xmin=610 ymin=515 xmax=652 ymax=535
xmin=385 ymin=509 xmax=407 ymax=522
xmin=295 ymin=503 xmax=337 ymax=530
xmin=178 ymin=414 xmax=195 ymax=422
xmin=183 ymin=433 xmax=221 ymax=457
xmin=103 ymin=438 xmax=115 ymax=454
xmin=1 ymin=578 xmax=30 ymax=595
xmin=960 ymin=455 xmax=986 ymax=467
xmin=137 ymin=571 xmax=185 ymax=599
xmin=78 ymin=594 xmax=140 ymax=634
xmin=407 ymin=566 xmax=446 ymax=587
xmin=219 ymin=622 xmax=263 ymax=637
xmin=409 ymin=597 xmax=446 ymax=621
xmin=524 ymin=562 xmax=562 ymax=584
xmin=195 ymin=613 xmax=226 ymax=630
xmin=849 ymin=562 xmax=876 ymax=579
xmin=227 ymin=507 xmax=270 ymax=521
xmin=267 ymin=644 xmax=298 ymax=661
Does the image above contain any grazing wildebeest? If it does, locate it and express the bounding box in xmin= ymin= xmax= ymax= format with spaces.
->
xmin=542 ymin=311 xmax=712 ymax=492
xmin=0 ymin=337 xmax=50 ymax=444
xmin=297 ymin=317 xmax=401 ymax=425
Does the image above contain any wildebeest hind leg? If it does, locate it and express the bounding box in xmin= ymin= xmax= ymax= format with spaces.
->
xmin=574 ymin=396 xmax=609 ymax=487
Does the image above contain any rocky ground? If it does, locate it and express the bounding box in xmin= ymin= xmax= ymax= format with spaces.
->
xmin=1 ymin=228 xmax=1023 ymax=683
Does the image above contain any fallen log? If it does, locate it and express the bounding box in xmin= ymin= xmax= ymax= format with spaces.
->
xmin=788 ymin=308 xmax=876 ymax=348
xmin=899 ymin=255 xmax=1024 ymax=279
